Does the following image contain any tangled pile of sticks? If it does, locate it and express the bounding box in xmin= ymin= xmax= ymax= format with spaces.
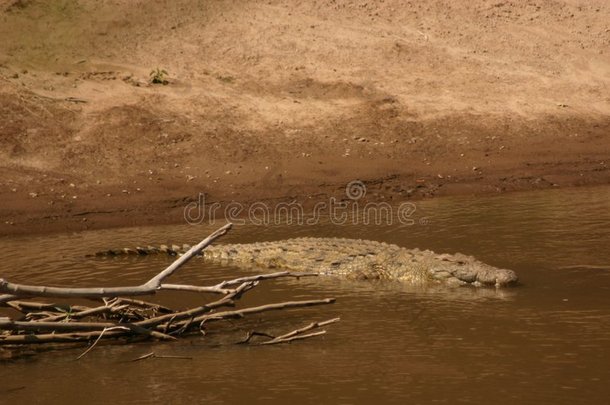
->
xmin=0 ymin=224 xmax=338 ymax=356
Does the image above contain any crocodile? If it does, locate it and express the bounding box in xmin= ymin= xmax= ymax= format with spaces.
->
xmin=94 ymin=238 xmax=518 ymax=287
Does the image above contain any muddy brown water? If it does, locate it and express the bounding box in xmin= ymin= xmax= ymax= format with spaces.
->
xmin=1 ymin=186 xmax=609 ymax=404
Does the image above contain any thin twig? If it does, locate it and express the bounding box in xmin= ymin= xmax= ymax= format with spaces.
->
xmin=130 ymin=352 xmax=192 ymax=362
xmin=76 ymin=326 xmax=129 ymax=360
xmin=237 ymin=331 xmax=276 ymax=344
xmin=259 ymin=330 xmax=327 ymax=345
xmin=259 ymin=318 xmax=340 ymax=345
xmin=113 ymin=298 xmax=173 ymax=313
xmin=131 ymin=352 xmax=155 ymax=362
xmin=34 ymin=302 xmax=118 ymax=322
xmin=187 ymin=298 xmax=336 ymax=326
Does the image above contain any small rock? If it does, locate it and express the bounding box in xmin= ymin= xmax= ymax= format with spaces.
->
xmin=69 ymin=183 xmax=76 ymax=188
xmin=29 ymin=192 xmax=38 ymax=198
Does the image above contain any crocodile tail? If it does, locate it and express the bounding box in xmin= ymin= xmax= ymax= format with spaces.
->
xmin=92 ymin=244 xmax=193 ymax=257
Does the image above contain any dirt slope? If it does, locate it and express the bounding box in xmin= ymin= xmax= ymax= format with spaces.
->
xmin=0 ymin=0 xmax=609 ymax=236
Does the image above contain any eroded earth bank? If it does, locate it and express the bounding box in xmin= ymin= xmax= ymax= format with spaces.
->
xmin=0 ymin=0 xmax=609 ymax=236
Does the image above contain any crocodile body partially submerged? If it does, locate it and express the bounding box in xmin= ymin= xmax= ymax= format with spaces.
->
xmin=95 ymin=238 xmax=518 ymax=287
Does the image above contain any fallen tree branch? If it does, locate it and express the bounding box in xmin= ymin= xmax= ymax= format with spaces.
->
xmin=0 ymin=294 xmax=19 ymax=304
xmin=0 ymin=223 xmax=232 ymax=298
xmin=0 ymin=298 xmax=336 ymax=345
xmin=2 ymin=301 xmax=81 ymax=312
xmin=187 ymin=298 xmax=336 ymax=326
xmin=111 ymin=298 xmax=173 ymax=313
xmin=0 ymin=318 xmax=176 ymax=341
xmin=137 ymin=282 xmax=254 ymax=330
xmin=0 ymin=329 xmax=131 ymax=344
xmin=160 ymin=271 xmax=318 ymax=295
xmin=30 ymin=302 xmax=126 ymax=322
xmin=144 ymin=223 xmax=233 ymax=287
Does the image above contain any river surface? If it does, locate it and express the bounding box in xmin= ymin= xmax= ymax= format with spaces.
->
xmin=1 ymin=186 xmax=609 ymax=404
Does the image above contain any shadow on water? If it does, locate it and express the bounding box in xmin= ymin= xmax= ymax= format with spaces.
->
xmin=0 ymin=185 xmax=609 ymax=404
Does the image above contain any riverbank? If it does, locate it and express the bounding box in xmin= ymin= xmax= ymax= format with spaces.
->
xmin=1 ymin=0 xmax=609 ymax=237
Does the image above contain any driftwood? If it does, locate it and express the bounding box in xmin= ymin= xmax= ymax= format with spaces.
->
xmin=0 ymin=223 xmax=338 ymax=355
xmin=239 ymin=317 xmax=341 ymax=345
xmin=0 ymin=223 xmax=233 ymax=298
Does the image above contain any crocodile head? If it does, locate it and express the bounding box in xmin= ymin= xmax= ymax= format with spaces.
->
xmin=431 ymin=253 xmax=519 ymax=287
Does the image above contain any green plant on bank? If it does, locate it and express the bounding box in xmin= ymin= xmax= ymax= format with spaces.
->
xmin=150 ymin=67 xmax=169 ymax=85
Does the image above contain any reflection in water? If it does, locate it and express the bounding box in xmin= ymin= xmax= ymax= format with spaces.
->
xmin=0 ymin=185 xmax=609 ymax=404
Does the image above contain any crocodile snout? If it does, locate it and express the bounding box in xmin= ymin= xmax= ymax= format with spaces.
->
xmin=492 ymin=269 xmax=519 ymax=287
xmin=474 ymin=267 xmax=519 ymax=287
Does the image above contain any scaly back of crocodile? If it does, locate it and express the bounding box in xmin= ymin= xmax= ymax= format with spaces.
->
xmin=94 ymin=237 xmax=518 ymax=287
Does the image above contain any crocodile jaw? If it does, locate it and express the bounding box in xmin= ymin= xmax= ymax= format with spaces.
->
xmin=441 ymin=266 xmax=519 ymax=287
xmin=427 ymin=252 xmax=519 ymax=287
xmin=470 ymin=267 xmax=518 ymax=287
